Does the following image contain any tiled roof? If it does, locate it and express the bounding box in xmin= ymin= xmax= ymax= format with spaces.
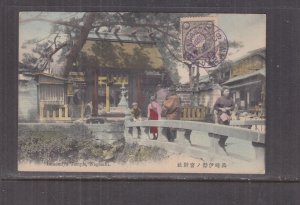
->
xmin=231 ymin=47 xmax=265 ymax=64
xmin=222 ymin=68 xmax=265 ymax=85
xmin=81 ymin=39 xmax=164 ymax=71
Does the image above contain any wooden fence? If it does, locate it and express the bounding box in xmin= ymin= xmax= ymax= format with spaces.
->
xmin=39 ymin=103 xmax=84 ymax=122
xmin=181 ymin=106 xmax=207 ymax=121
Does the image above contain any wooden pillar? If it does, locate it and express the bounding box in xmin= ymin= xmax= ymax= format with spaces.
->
xmin=183 ymin=107 xmax=187 ymax=120
xmin=192 ymin=107 xmax=196 ymax=119
xmin=81 ymin=102 xmax=84 ymax=119
xmin=137 ymin=73 xmax=142 ymax=106
xmin=37 ymin=83 xmax=40 ymax=120
xmin=128 ymin=72 xmax=137 ymax=107
xmin=196 ymin=107 xmax=201 ymax=119
xmin=39 ymin=102 xmax=44 ymax=121
xmin=261 ymin=80 xmax=266 ymax=115
xmin=59 ymin=108 xmax=62 ymax=118
xmin=65 ymin=105 xmax=69 ymax=118
xmin=106 ymin=84 xmax=110 ymax=112
xmin=188 ymin=65 xmax=193 ymax=87
xmin=247 ymin=91 xmax=250 ymax=109
xmin=92 ymin=69 xmax=98 ymax=116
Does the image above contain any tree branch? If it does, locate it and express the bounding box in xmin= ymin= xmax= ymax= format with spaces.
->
xmin=62 ymin=12 xmax=96 ymax=76
xmin=53 ymin=33 xmax=60 ymax=49
xmin=48 ymin=42 xmax=69 ymax=59
xmin=34 ymin=42 xmax=69 ymax=72
xmin=160 ymin=40 xmax=187 ymax=65
xmin=92 ymin=22 xmax=179 ymax=40
xmin=149 ymin=25 xmax=179 ymax=40
xmin=20 ymin=18 xmax=83 ymax=29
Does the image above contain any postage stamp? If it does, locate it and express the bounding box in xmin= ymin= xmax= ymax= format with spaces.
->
xmin=181 ymin=16 xmax=228 ymax=68
xmin=18 ymin=12 xmax=266 ymax=174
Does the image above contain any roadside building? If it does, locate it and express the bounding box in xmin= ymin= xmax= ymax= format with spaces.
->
xmin=222 ymin=47 xmax=266 ymax=115
xmin=35 ymin=73 xmax=70 ymax=122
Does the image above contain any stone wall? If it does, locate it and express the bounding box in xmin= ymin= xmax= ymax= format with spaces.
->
xmin=198 ymin=89 xmax=221 ymax=113
xmin=18 ymin=122 xmax=124 ymax=141
xmin=176 ymin=87 xmax=221 ymax=112
xmin=18 ymin=80 xmax=38 ymax=122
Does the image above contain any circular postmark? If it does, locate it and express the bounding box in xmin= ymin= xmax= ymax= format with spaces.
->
xmin=183 ymin=24 xmax=228 ymax=68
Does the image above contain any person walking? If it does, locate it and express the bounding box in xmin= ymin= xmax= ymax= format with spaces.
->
xmin=162 ymin=86 xmax=181 ymax=142
xmin=147 ymin=96 xmax=161 ymax=140
xmin=212 ymin=87 xmax=234 ymax=151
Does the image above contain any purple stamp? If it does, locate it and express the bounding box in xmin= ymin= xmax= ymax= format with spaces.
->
xmin=181 ymin=17 xmax=228 ymax=68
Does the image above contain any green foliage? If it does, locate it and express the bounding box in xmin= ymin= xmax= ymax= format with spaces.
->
xmin=18 ymin=130 xmax=123 ymax=163
xmin=228 ymin=40 xmax=244 ymax=49
xmin=115 ymin=143 xmax=168 ymax=163
xmin=18 ymin=131 xmax=76 ymax=163
xmin=79 ymin=40 xmax=155 ymax=71
xmin=20 ymin=12 xmax=212 ymax=82
xmin=22 ymin=53 xmax=38 ymax=66
xmin=18 ymin=130 xmax=167 ymax=164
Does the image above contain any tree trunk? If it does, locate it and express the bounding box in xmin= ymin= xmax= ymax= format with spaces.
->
xmin=62 ymin=12 xmax=96 ymax=77
xmin=188 ymin=67 xmax=193 ymax=88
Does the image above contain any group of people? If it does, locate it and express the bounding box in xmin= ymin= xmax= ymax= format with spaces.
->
xmin=128 ymin=84 xmax=235 ymax=150
xmin=128 ymin=85 xmax=181 ymax=142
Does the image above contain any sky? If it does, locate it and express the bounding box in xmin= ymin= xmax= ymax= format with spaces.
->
xmin=19 ymin=12 xmax=266 ymax=82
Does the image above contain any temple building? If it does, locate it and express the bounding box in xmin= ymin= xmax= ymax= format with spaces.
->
xmin=79 ymin=33 xmax=166 ymax=117
xmin=32 ymin=33 xmax=166 ymax=122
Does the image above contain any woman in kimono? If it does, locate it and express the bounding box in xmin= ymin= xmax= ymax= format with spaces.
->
xmin=147 ymin=96 xmax=161 ymax=140
xmin=212 ymin=87 xmax=234 ymax=151
xmin=162 ymin=87 xmax=181 ymax=142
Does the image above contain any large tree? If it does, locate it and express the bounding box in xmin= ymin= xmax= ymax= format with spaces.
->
xmin=20 ymin=12 xmax=243 ymax=84
xmin=20 ymin=12 xmax=244 ymax=116
xmin=20 ymin=12 xmax=193 ymax=81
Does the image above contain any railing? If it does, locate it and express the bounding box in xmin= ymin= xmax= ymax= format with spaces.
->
xmin=230 ymin=119 xmax=265 ymax=133
xmin=124 ymin=119 xmax=265 ymax=162
xmin=181 ymin=106 xmax=207 ymax=121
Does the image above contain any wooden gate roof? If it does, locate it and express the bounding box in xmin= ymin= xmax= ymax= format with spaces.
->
xmin=80 ymin=39 xmax=164 ymax=71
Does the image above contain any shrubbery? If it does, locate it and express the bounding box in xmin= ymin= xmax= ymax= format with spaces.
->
xmin=18 ymin=130 xmax=124 ymax=163
xmin=115 ymin=143 xmax=168 ymax=163
xmin=18 ymin=129 xmax=168 ymax=164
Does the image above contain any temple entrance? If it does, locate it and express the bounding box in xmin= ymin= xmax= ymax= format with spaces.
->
xmin=98 ymin=75 xmax=129 ymax=113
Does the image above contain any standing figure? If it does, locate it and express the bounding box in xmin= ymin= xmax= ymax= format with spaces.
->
xmin=147 ymin=96 xmax=162 ymax=140
xmin=162 ymin=87 xmax=181 ymax=142
xmin=155 ymin=84 xmax=169 ymax=107
xmin=128 ymin=102 xmax=142 ymax=138
xmin=212 ymin=87 xmax=234 ymax=151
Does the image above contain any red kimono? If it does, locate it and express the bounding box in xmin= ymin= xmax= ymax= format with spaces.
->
xmin=147 ymin=102 xmax=161 ymax=134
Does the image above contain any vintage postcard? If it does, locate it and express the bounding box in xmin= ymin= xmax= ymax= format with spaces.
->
xmin=18 ymin=12 xmax=266 ymax=174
